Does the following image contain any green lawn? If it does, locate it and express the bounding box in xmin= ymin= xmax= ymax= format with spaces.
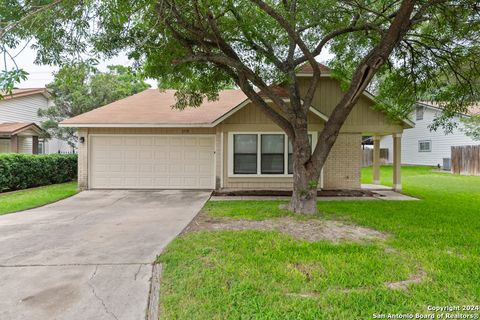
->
xmin=0 ymin=182 xmax=78 ymax=215
xmin=158 ymin=166 xmax=480 ymax=319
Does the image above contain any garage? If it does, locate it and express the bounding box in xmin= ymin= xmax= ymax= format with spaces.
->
xmin=89 ymin=135 xmax=215 ymax=189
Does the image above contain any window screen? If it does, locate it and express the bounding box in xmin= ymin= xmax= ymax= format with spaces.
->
xmin=261 ymin=134 xmax=285 ymax=174
xmin=38 ymin=141 xmax=45 ymax=154
xmin=234 ymin=134 xmax=257 ymax=174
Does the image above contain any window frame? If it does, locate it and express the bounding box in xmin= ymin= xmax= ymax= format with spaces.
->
xmin=228 ymin=132 xmax=317 ymax=177
xmin=418 ymin=140 xmax=432 ymax=152
xmin=261 ymin=134 xmax=285 ymax=174
xmin=233 ymin=134 xmax=258 ymax=174
xmin=38 ymin=139 xmax=45 ymax=155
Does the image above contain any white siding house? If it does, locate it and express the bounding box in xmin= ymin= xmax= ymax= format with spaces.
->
xmin=0 ymin=89 xmax=72 ymax=154
xmin=380 ymin=102 xmax=478 ymax=166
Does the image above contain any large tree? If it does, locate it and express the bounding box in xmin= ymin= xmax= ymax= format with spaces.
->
xmin=38 ymin=63 xmax=150 ymax=147
xmin=1 ymin=0 xmax=479 ymax=213
xmin=462 ymin=115 xmax=480 ymax=141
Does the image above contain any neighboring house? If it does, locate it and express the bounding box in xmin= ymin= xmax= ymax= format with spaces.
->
xmin=380 ymin=102 xmax=479 ymax=167
xmin=0 ymin=88 xmax=72 ymax=154
xmin=60 ymin=64 xmax=413 ymax=191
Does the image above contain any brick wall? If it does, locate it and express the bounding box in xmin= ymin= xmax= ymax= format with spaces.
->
xmin=323 ymin=133 xmax=361 ymax=189
xmin=77 ymin=128 xmax=88 ymax=190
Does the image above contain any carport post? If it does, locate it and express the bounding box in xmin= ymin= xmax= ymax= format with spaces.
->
xmin=10 ymin=135 xmax=18 ymax=153
xmin=393 ymin=133 xmax=402 ymax=192
xmin=372 ymin=135 xmax=381 ymax=185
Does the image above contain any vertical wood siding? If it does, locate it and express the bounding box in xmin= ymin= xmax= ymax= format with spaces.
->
xmin=298 ymin=78 xmax=404 ymax=133
xmin=221 ymin=102 xmax=326 ymax=190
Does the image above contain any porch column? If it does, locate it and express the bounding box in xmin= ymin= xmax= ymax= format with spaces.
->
xmin=393 ymin=133 xmax=402 ymax=192
xmin=32 ymin=136 xmax=39 ymax=154
xmin=10 ymin=135 xmax=18 ymax=153
xmin=372 ymin=135 xmax=381 ymax=185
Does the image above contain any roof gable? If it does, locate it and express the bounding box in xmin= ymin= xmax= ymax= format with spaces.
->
xmin=0 ymin=122 xmax=43 ymax=136
xmin=1 ymin=88 xmax=49 ymax=100
xmin=60 ymin=65 xmax=412 ymax=129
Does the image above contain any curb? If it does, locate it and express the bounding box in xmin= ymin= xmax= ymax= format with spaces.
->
xmin=146 ymin=263 xmax=162 ymax=320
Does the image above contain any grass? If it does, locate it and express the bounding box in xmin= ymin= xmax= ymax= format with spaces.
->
xmin=0 ymin=182 xmax=78 ymax=215
xmin=203 ymin=200 xmax=292 ymax=220
xmin=158 ymin=166 xmax=480 ymax=319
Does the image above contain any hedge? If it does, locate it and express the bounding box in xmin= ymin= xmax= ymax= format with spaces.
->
xmin=0 ymin=153 xmax=77 ymax=192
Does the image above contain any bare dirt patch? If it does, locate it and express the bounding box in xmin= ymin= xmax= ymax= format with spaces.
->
xmin=284 ymin=269 xmax=427 ymax=299
xmin=182 ymin=211 xmax=387 ymax=243
xmin=385 ymin=268 xmax=427 ymax=290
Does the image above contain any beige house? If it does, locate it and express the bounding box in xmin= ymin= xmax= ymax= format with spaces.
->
xmin=60 ymin=65 xmax=413 ymax=192
xmin=0 ymin=122 xmax=44 ymax=154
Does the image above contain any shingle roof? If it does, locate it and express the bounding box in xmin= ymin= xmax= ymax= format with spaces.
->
xmin=60 ymin=63 xmax=414 ymax=129
xmin=0 ymin=88 xmax=47 ymax=100
xmin=60 ymin=89 xmax=248 ymax=126
xmin=0 ymin=122 xmax=42 ymax=135
xmin=419 ymin=101 xmax=480 ymax=116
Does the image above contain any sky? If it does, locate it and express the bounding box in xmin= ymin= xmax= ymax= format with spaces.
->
xmin=9 ymin=43 xmax=158 ymax=88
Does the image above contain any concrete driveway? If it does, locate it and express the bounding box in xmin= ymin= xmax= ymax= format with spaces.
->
xmin=0 ymin=190 xmax=211 ymax=320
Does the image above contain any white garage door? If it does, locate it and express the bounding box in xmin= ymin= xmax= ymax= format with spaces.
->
xmin=89 ymin=135 xmax=215 ymax=189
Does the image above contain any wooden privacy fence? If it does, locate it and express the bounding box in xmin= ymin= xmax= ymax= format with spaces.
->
xmin=362 ymin=148 xmax=389 ymax=167
xmin=451 ymin=145 xmax=480 ymax=176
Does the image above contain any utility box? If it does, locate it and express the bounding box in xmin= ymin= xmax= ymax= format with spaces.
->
xmin=443 ymin=158 xmax=451 ymax=171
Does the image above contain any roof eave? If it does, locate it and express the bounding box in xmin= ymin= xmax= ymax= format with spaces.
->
xmin=1 ymin=89 xmax=49 ymax=101
xmin=296 ymin=73 xmax=332 ymax=77
xmin=403 ymin=118 xmax=415 ymax=128
xmin=0 ymin=123 xmax=44 ymax=136
xmin=59 ymin=123 xmax=216 ymax=128
xmin=416 ymin=101 xmax=473 ymax=118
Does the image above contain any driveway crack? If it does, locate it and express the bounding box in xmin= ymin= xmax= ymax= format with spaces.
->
xmin=87 ymin=265 xmax=119 ymax=320
xmin=134 ymin=264 xmax=142 ymax=280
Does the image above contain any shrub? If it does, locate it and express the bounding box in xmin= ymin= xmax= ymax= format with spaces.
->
xmin=0 ymin=153 xmax=77 ymax=192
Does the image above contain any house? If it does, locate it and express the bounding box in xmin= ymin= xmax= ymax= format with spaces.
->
xmin=60 ymin=64 xmax=413 ymax=192
xmin=380 ymin=102 xmax=479 ymax=167
xmin=0 ymin=88 xmax=72 ymax=154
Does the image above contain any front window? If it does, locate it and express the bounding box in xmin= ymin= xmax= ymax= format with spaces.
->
xmin=234 ymin=134 xmax=257 ymax=174
xmin=261 ymin=134 xmax=284 ymax=174
xmin=231 ymin=133 xmax=315 ymax=176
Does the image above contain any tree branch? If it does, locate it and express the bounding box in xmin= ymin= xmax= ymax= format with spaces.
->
xmin=310 ymin=0 xmax=416 ymax=169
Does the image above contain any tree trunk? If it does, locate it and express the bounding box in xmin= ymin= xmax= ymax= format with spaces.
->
xmin=287 ymin=124 xmax=322 ymax=214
